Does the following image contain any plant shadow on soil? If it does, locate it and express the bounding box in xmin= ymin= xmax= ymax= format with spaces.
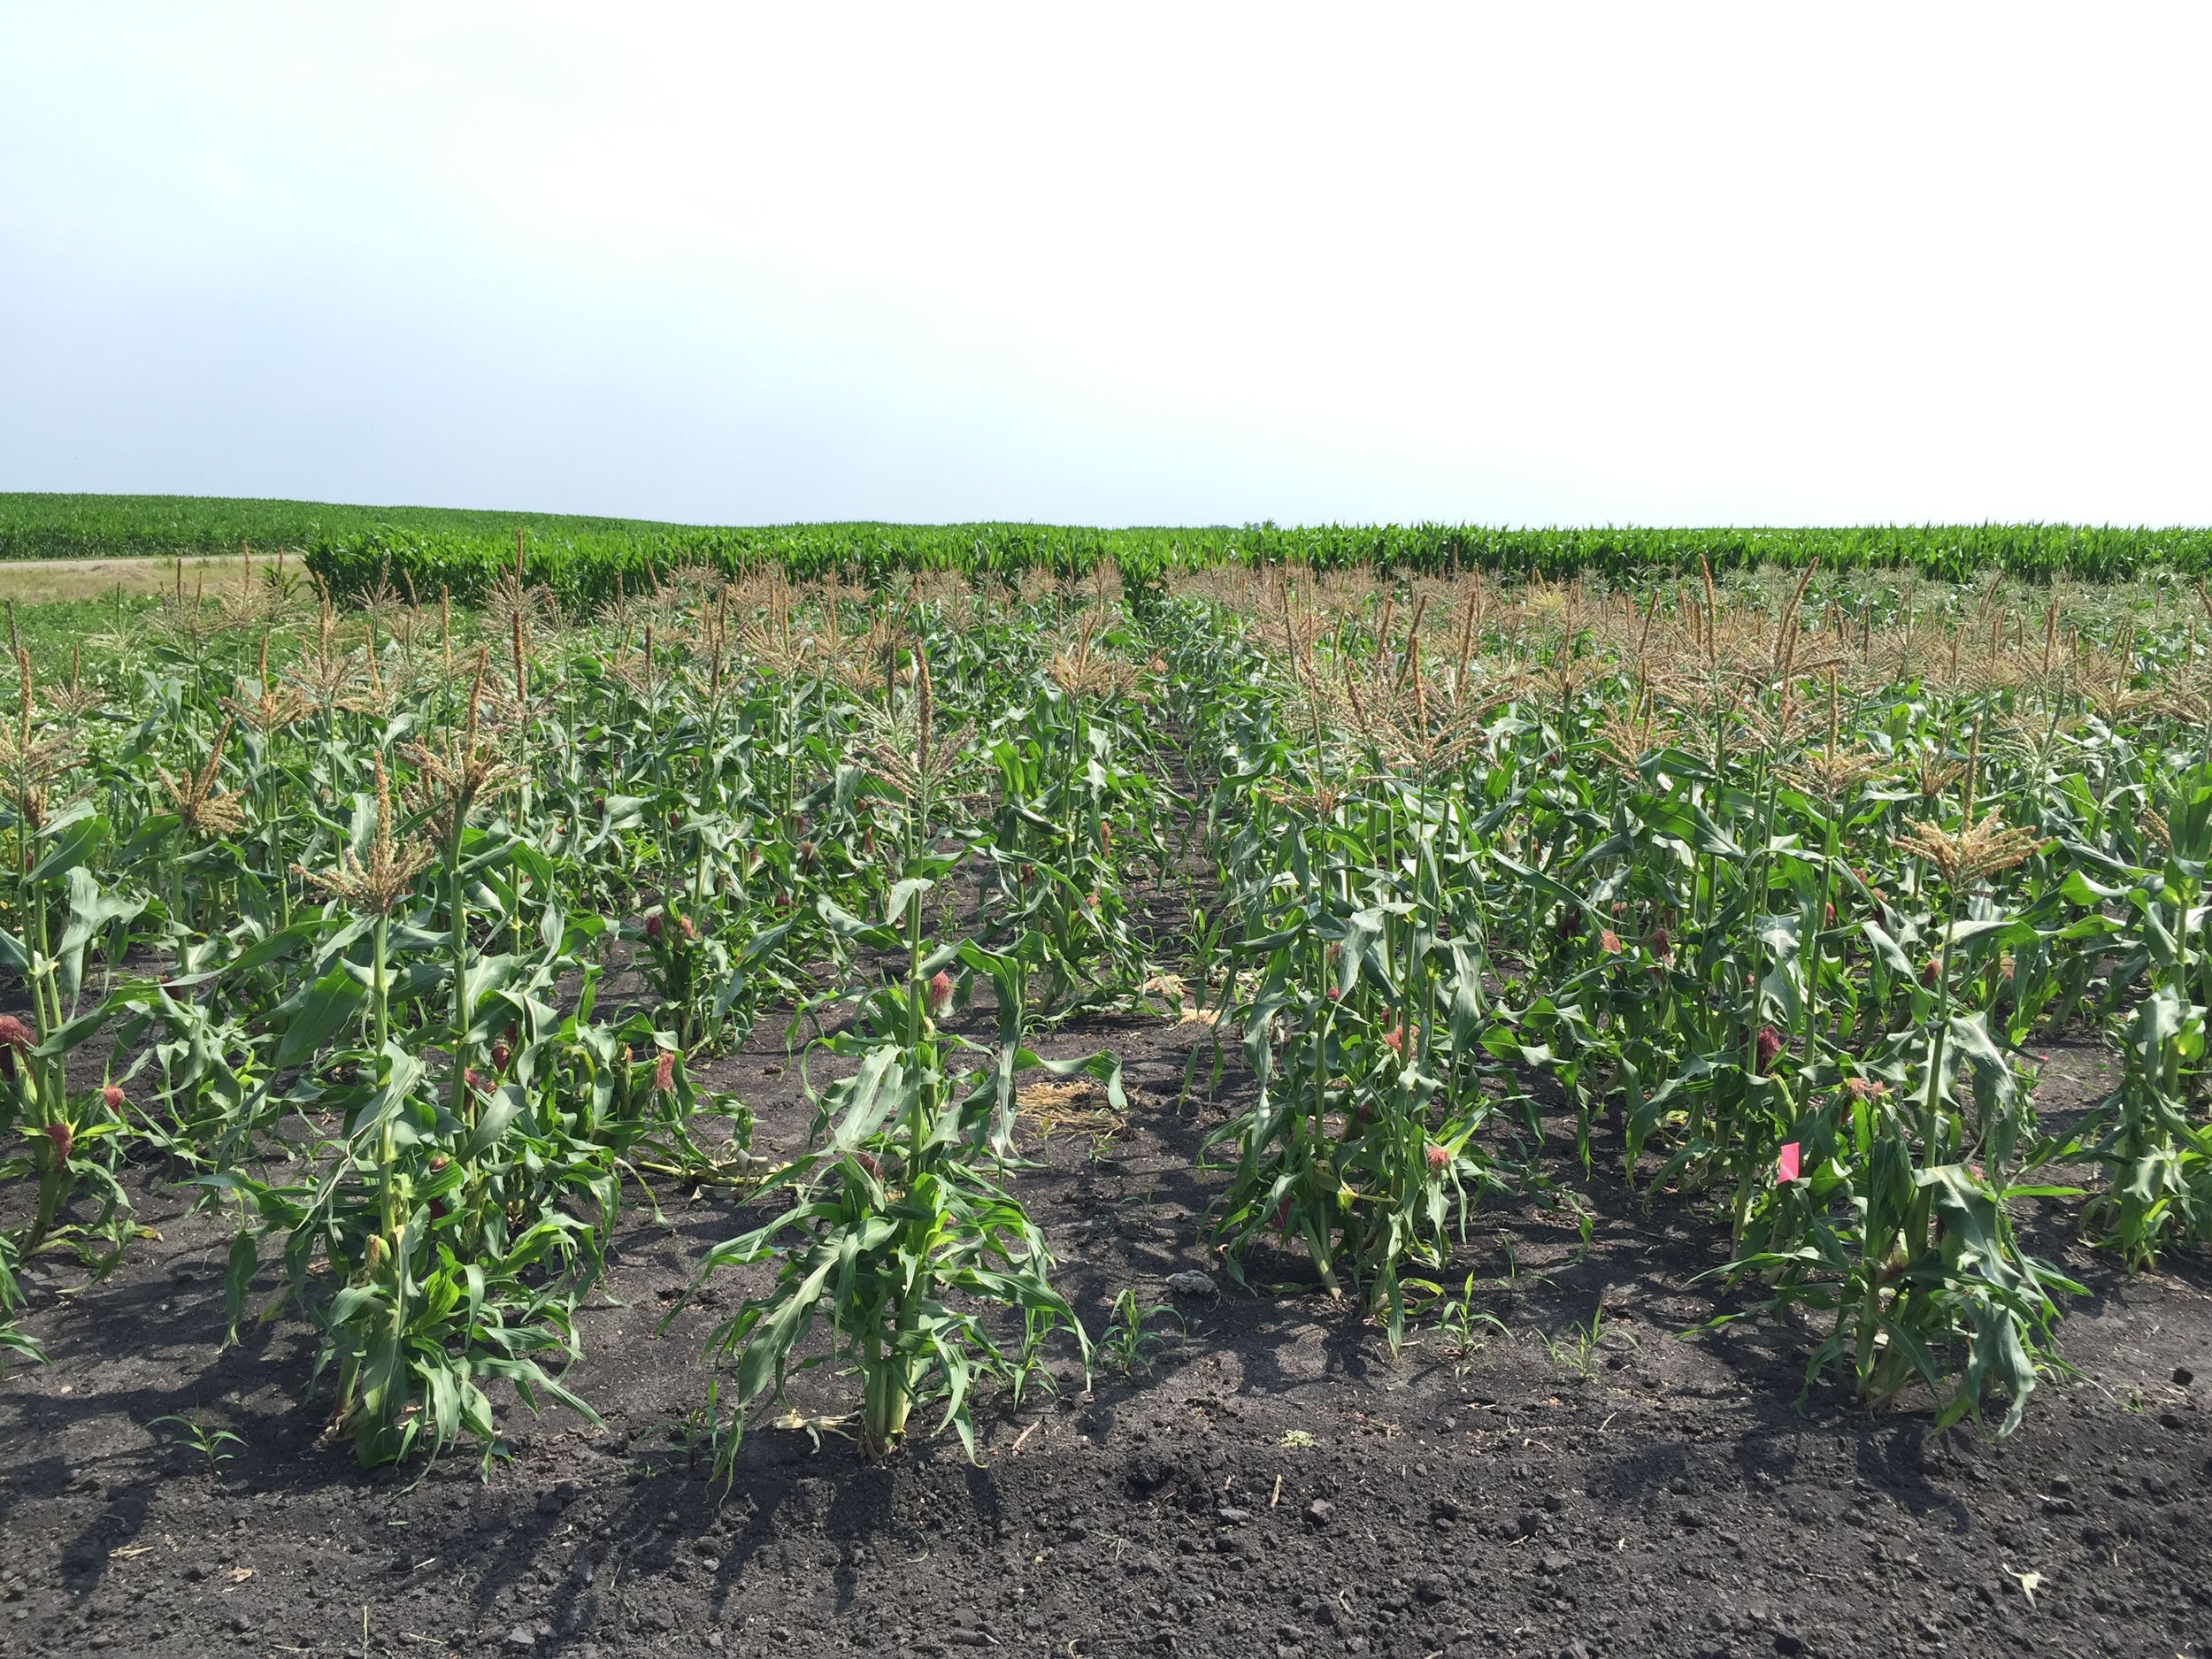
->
xmin=3 ymin=1015 xmax=2209 ymax=1659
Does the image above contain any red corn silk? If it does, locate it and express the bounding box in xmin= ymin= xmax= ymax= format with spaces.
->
xmin=1755 ymin=1026 xmax=1783 ymax=1071
xmin=0 ymin=1014 xmax=32 ymax=1081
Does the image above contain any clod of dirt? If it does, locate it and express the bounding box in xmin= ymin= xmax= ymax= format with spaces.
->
xmin=1304 ymin=1498 xmax=1335 ymax=1526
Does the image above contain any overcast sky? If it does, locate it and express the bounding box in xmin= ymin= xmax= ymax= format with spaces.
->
xmin=3 ymin=5 xmax=2207 ymax=527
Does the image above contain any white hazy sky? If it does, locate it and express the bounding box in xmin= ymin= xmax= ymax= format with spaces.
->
xmin=4 ymin=4 xmax=2208 ymax=527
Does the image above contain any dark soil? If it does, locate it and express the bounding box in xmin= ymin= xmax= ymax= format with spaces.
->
xmin=3 ymin=1019 xmax=2209 ymax=1659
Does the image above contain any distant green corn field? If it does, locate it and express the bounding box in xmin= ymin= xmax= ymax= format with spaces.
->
xmin=296 ymin=518 xmax=2212 ymax=610
xmin=5 ymin=494 xmax=2211 ymax=608
xmin=0 ymin=493 xmax=671 ymax=560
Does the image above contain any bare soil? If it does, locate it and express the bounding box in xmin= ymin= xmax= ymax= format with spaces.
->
xmin=3 ymin=1020 xmax=2208 ymax=1659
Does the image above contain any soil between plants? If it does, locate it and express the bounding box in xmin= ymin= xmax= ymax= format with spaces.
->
xmin=3 ymin=1019 xmax=2208 ymax=1659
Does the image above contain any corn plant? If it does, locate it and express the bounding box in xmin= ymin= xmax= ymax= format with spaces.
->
xmin=0 ymin=657 xmax=141 ymax=1272
xmin=1190 ymin=614 xmax=1509 ymax=1348
xmin=693 ymin=656 xmax=1108 ymax=1461
xmin=1096 ymin=1287 xmax=1181 ymax=1377
xmin=2073 ymin=761 xmax=2212 ymax=1264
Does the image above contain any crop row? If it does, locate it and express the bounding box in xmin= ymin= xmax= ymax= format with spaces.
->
xmin=1 ymin=557 xmax=2206 ymax=1472
xmin=302 ymin=521 xmax=2212 ymax=611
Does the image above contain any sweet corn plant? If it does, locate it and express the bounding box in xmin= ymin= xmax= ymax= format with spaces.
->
xmin=691 ymin=656 xmax=1118 ymax=1461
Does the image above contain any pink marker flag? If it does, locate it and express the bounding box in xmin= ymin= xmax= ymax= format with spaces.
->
xmin=1777 ymin=1142 xmax=1801 ymax=1184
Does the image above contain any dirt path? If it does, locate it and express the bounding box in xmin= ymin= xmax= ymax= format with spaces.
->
xmin=0 ymin=555 xmax=285 ymax=604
